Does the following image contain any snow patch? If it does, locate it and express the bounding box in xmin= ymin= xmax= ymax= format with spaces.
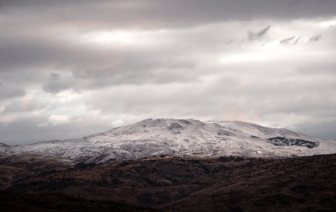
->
xmin=1 ymin=119 xmax=336 ymax=163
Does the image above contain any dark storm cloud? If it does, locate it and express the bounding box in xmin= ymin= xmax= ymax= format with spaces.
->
xmin=309 ymin=34 xmax=323 ymax=42
xmin=0 ymin=87 xmax=25 ymax=100
xmin=1 ymin=0 xmax=336 ymax=30
xmin=248 ymin=25 xmax=271 ymax=41
xmin=293 ymin=37 xmax=301 ymax=45
xmin=279 ymin=36 xmax=296 ymax=45
xmin=0 ymin=83 xmax=25 ymax=100
xmin=42 ymin=73 xmax=71 ymax=94
xmin=0 ymin=32 xmax=118 ymax=72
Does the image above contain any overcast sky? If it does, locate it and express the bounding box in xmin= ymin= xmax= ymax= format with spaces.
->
xmin=1 ymin=0 xmax=336 ymax=144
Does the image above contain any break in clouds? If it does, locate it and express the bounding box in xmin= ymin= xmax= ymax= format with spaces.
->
xmin=0 ymin=0 xmax=336 ymax=144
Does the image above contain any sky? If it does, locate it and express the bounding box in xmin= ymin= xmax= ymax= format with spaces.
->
xmin=0 ymin=0 xmax=336 ymax=144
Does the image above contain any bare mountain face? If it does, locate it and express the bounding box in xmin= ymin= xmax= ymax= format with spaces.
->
xmin=1 ymin=119 xmax=336 ymax=164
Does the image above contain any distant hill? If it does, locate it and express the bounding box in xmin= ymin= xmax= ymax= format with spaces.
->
xmin=1 ymin=119 xmax=336 ymax=164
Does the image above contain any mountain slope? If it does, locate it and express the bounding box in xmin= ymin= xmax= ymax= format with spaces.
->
xmin=1 ymin=119 xmax=336 ymax=163
xmin=5 ymin=155 xmax=336 ymax=212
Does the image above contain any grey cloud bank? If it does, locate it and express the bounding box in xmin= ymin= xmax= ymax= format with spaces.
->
xmin=2 ymin=0 xmax=336 ymax=27
xmin=0 ymin=0 xmax=336 ymax=144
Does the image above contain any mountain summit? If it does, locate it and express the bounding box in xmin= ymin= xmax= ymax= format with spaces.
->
xmin=1 ymin=119 xmax=336 ymax=163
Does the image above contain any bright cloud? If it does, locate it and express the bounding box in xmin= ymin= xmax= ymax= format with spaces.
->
xmin=48 ymin=115 xmax=70 ymax=126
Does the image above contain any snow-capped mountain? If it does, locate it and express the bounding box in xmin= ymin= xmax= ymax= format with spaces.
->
xmin=1 ymin=119 xmax=336 ymax=163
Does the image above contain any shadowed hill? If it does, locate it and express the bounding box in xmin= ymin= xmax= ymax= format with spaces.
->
xmin=0 ymin=191 xmax=159 ymax=212
xmin=3 ymin=154 xmax=336 ymax=211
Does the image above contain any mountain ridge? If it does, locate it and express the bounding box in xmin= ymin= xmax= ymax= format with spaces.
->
xmin=1 ymin=118 xmax=336 ymax=164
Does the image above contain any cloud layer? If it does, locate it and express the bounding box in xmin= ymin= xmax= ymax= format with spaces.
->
xmin=0 ymin=0 xmax=336 ymax=144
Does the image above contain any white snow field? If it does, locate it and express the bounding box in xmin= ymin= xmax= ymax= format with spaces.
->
xmin=1 ymin=119 xmax=336 ymax=163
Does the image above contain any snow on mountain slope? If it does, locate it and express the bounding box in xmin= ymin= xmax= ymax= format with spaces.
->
xmin=1 ymin=119 xmax=336 ymax=163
